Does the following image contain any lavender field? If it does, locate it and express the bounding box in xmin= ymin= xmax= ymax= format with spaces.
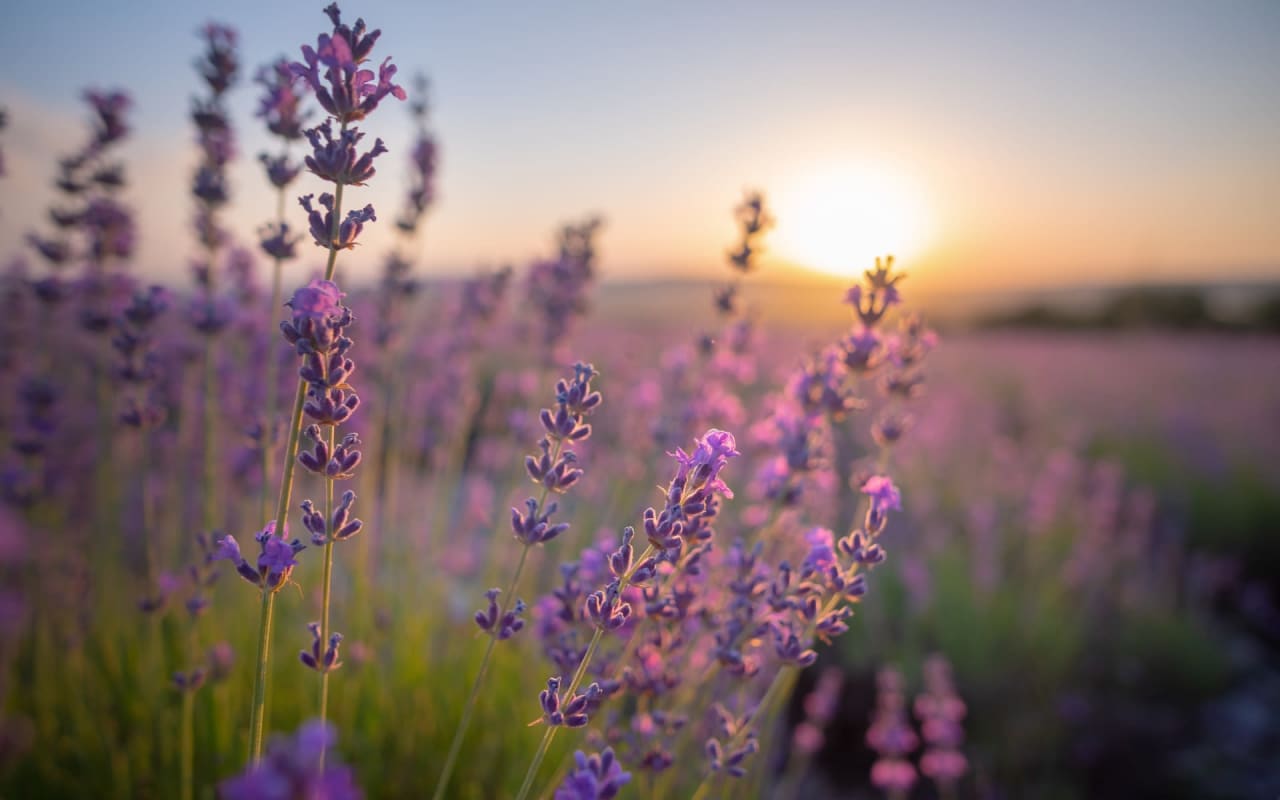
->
xmin=2 ymin=4 xmax=1279 ymax=800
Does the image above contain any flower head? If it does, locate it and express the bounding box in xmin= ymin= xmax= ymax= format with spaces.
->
xmin=303 ymin=119 xmax=387 ymax=186
xmin=256 ymin=58 xmax=309 ymax=140
xmin=862 ymin=475 xmax=902 ymax=513
xmin=220 ymin=720 xmax=361 ymax=800
xmin=554 ymin=747 xmax=631 ymax=800
xmin=287 ymin=279 xmax=345 ymax=322
xmin=672 ymin=428 xmax=740 ymax=498
xmin=291 ymin=4 xmax=406 ymax=124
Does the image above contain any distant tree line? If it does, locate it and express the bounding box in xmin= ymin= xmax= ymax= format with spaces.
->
xmin=979 ymin=286 xmax=1280 ymax=333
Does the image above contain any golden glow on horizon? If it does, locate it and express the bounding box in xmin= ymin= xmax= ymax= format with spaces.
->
xmin=773 ymin=163 xmax=932 ymax=278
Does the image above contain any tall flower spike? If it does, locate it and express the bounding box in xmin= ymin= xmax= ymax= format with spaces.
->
xmin=256 ymin=58 xmax=309 ymax=141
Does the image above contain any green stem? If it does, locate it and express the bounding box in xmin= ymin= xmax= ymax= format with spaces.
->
xmin=515 ymin=543 xmax=658 ymax=800
xmin=247 ymin=380 xmax=307 ymax=762
xmin=202 ymin=231 xmax=222 ymax=534
xmin=262 ymin=182 xmax=288 ymax=524
xmin=431 ymin=538 xmax=536 ymax=799
xmin=324 ymin=181 xmax=346 ymax=282
xmin=432 ymin=422 xmax=567 ymax=799
xmin=180 ymin=689 xmax=194 ymax=800
xmin=689 ymin=666 xmax=793 ymax=800
xmin=318 ymin=425 xmax=336 ymax=769
xmin=140 ymin=429 xmax=154 ymax=585
xmin=514 ymin=631 xmax=602 ymax=800
xmin=248 ymin=143 xmax=349 ymax=764
xmin=247 ymin=578 xmax=277 ymax=762
xmin=202 ymin=337 xmax=218 ymax=533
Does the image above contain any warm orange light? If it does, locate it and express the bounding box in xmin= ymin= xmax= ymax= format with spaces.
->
xmin=772 ymin=163 xmax=931 ymax=278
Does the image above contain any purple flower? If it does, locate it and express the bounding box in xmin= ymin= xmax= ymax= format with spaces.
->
xmin=81 ymin=197 xmax=135 ymax=262
xmin=84 ymin=89 xmax=131 ymax=148
xmin=256 ymin=58 xmax=309 ymax=141
xmin=508 ymin=364 xmax=602 ymax=546
xmin=554 ymin=748 xmax=632 ymax=800
xmin=213 ymin=534 xmax=243 ymax=564
xmin=260 ymin=222 xmax=302 ymax=261
xmin=536 ymin=677 xmax=602 ymax=728
xmin=842 ymin=325 xmax=883 ymax=372
xmin=258 ymin=532 xmax=303 ymax=589
xmin=287 ymin=279 xmax=345 ymax=322
xmin=802 ymin=527 xmax=837 ymax=574
xmin=196 ymin=23 xmax=239 ymax=96
xmin=219 ymin=720 xmax=362 ymax=800
xmin=672 ymin=428 xmax=740 ymax=498
xmin=862 ymin=475 xmax=902 ymax=513
xmin=26 ymin=234 xmax=71 ymax=266
xmin=303 ymin=119 xmax=387 ymax=186
xmin=474 ymin=588 xmax=527 ymax=640
xmin=214 ymin=523 xmax=305 ymax=592
xmin=300 ymin=193 xmax=376 ymax=250
xmin=915 ymin=655 xmax=968 ymax=786
xmin=259 ymin=153 xmax=303 ymax=189
xmin=395 ymin=91 xmax=437 ymax=233
xmin=291 ymin=4 xmax=406 ymax=124
xmin=299 ymin=621 xmax=344 ymax=673
xmin=705 ymin=734 xmax=759 ymax=779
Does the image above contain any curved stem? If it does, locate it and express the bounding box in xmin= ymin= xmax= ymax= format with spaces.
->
xmin=431 ymin=541 xmax=531 ymax=800
xmin=247 ymin=139 xmax=349 ymax=764
xmin=689 ymin=666 xmax=793 ymax=800
xmin=515 ymin=543 xmax=657 ymax=800
xmin=432 ymin=423 xmax=567 ymax=798
xmin=247 ymin=379 xmax=307 ymax=762
xmin=513 ymin=630 xmax=603 ymax=800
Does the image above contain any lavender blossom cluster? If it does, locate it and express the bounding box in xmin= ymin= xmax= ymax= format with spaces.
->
xmin=0 ymin=5 xmax=962 ymax=799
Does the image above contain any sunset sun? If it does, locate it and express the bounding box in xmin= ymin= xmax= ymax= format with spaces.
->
xmin=773 ymin=163 xmax=931 ymax=278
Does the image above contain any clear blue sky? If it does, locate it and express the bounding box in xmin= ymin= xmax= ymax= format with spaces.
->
xmin=3 ymin=1 xmax=1278 ymax=289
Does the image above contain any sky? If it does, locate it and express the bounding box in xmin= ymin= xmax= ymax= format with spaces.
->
xmin=2 ymin=1 xmax=1278 ymax=292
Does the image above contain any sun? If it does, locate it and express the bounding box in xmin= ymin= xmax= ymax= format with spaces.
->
xmin=772 ymin=163 xmax=931 ymax=278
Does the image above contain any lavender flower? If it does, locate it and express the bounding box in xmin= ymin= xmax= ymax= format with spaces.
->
xmin=299 ymin=621 xmax=344 ymax=673
xmin=84 ymin=89 xmax=131 ymax=148
xmin=395 ymin=73 xmax=437 ymax=233
xmin=300 ymin=193 xmax=376 ymax=250
xmin=213 ymin=522 xmax=305 ymax=593
xmin=867 ymin=667 xmax=918 ymax=797
xmin=554 ymin=748 xmax=631 ymax=800
xmin=861 ymin=475 xmax=902 ymax=535
xmin=291 ymin=3 xmax=406 ymax=124
xmin=259 ymin=153 xmax=303 ymax=189
xmin=195 ymin=23 xmax=239 ymax=96
xmin=792 ymin=668 xmax=843 ymax=756
xmin=524 ymin=218 xmax=604 ymax=361
xmin=535 ymin=676 xmax=603 ymax=728
xmin=256 ymin=58 xmax=309 ymax=141
xmin=303 ymin=119 xmax=388 ymax=185
xmin=508 ymin=363 xmax=601 ymax=547
xmin=915 ymin=655 xmax=968 ymax=788
xmin=474 ymin=588 xmax=526 ymax=640
xmin=219 ymin=721 xmax=362 ymax=800
xmin=259 ymin=222 xmax=302 ymax=261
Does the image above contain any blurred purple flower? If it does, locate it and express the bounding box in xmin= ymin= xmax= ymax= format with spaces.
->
xmin=554 ymin=747 xmax=631 ymax=800
xmin=219 ymin=720 xmax=362 ymax=800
